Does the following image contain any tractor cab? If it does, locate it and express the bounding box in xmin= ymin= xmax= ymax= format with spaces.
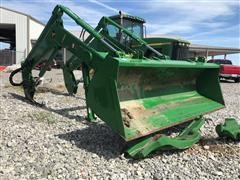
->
xmin=108 ymin=12 xmax=146 ymax=39
xmin=108 ymin=12 xmax=190 ymax=60
xmin=107 ymin=12 xmax=145 ymax=48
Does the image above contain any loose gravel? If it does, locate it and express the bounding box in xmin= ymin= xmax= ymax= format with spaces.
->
xmin=0 ymin=69 xmax=239 ymax=180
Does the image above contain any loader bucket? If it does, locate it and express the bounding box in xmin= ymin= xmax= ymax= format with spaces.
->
xmin=86 ymin=58 xmax=224 ymax=141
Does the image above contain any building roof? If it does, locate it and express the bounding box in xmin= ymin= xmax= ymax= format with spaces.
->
xmin=0 ymin=6 xmax=45 ymax=26
xmin=189 ymin=44 xmax=240 ymax=56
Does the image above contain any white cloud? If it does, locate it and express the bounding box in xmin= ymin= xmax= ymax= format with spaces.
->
xmin=138 ymin=0 xmax=239 ymax=34
xmin=88 ymin=0 xmax=119 ymax=13
xmin=186 ymin=24 xmax=240 ymax=39
xmin=146 ymin=22 xmax=194 ymax=35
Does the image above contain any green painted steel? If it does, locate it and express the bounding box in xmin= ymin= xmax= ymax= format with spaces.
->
xmin=216 ymin=118 xmax=240 ymax=141
xmin=126 ymin=118 xmax=204 ymax=159
xmin=9 ymin=5 xmax=225 ymax=158
xmin=116 ymin=63 xmax=224 ymax=140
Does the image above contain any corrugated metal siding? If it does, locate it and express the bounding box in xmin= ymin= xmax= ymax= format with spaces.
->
xmin=0 ymin=7 xmax=28 ymax=64
xmin=29 ymin=19 xmax=44 ymax=51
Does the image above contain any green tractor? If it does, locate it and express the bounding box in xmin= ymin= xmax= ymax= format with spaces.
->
xmin=9 ymin=5 xmax=226 ymax=158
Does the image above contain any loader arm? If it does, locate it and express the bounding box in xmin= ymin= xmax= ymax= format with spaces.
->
xmin=63 ymin=14 xmax=167 ymax=95
xmin=19 ymin=5 xmax=122 ymax=102
xmin=83 ymin=16 xmax=165 ymax=59
xmin=64 ymin=15 xmax=168 ymax=74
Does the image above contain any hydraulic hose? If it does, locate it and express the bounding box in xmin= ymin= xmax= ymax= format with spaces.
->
xmin=9 ymin=67 xmax=23 ymax=86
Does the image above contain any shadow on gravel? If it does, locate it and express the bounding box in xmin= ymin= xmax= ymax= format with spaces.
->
xmin=8 ymin=92 xmax=31 ymax=103
xmin=57 ymin=121 xmax=195 ymax=161
xmin=199 ymin=137 xmax=239 ymax=147
xmin=9 ymin=92 xmax=86 ymax=121
xmin=36 ymin=86 xmax=86 ymax=100
xmin=41 ymin=106 xmax=87 ymax=121
xmin=56 ymin=123 xmax=126 ymax=160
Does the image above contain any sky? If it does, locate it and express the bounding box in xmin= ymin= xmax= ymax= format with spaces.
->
xmin=1 ymin=0 xmax=240 ymax=64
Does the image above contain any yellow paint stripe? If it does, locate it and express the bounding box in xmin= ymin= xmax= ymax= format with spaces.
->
xmin=131 ymin=42 xmax=172 ymax=48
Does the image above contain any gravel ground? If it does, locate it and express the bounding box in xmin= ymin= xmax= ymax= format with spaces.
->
xmin=0 ymin=69 xmax=239 ymax=180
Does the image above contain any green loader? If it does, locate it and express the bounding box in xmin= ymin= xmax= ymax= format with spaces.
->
xmin=10 ymin=5 xmax=225 ymax=158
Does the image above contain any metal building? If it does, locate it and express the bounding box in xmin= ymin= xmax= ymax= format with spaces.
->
xmin=0 ymin=7 xmax=45 ymax=65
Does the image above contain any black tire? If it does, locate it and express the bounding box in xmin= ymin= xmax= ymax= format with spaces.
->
xmin=234 ymin=78 xmax=240 ymax=83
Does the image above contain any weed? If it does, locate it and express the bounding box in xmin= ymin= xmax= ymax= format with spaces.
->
xmin=27 ymin=111 xmax=56 ymax=124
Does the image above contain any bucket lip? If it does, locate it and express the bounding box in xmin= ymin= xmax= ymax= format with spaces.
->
xmin=123 ymin=105 xmax=225 ymax=142
xmin=114 ymin=57 xmax=220 ymax=68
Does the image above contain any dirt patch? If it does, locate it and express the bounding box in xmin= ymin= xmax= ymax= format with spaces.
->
xmin=56 ymin=84 xmax=65 ymax=90
xmin=120 ymin=100 xmax=153 ymax=136
xmin=186 ymin=140 xmax=240 ymax=156
xmin=121 ymin=108 xmax=133 ymax=127
xmin=36 ymin=85 xmax=66 ymax=94
xmin=207 ymin=144 xmax=240 ymax=154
